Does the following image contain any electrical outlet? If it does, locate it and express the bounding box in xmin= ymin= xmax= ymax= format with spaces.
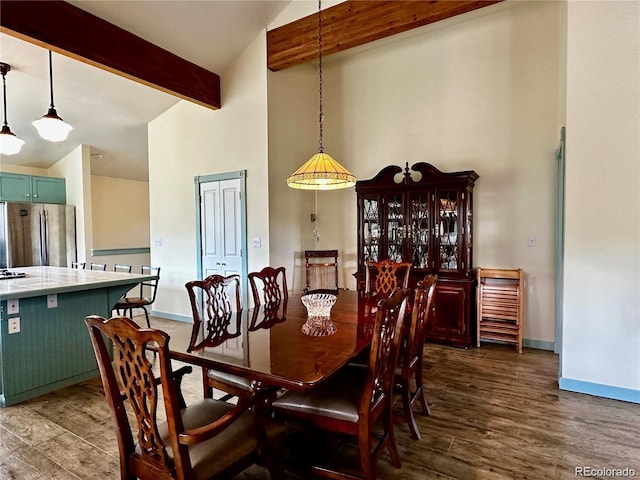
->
xmin=7 ymin=299 xmax=19 ymax=314
xmin=8 ymin=317 xmax=20 ymax=334
xmin=47 ymin=294 xmax=58 ymax=308
xmin=527 ymin=236 xmax=537 ymax=247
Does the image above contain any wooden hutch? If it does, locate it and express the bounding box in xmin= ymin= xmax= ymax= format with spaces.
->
xmin=354 ymin=162 xmax=479 ymax=347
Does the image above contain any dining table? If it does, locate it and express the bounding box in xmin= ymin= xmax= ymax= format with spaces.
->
xmin=168 ymin=290 xmax=379 ymax=392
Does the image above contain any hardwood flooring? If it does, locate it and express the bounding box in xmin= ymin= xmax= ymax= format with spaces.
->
xmin=1 ymin=315 xmax=638 ymax=480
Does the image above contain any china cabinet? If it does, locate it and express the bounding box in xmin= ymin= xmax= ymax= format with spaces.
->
xmin=354 ymin=162 xmax=479 ymax=347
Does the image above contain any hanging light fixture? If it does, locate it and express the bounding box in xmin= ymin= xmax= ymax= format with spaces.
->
xmin=0 ymin=62 xmax=25 ymax=156
xmin=33 ymin=50 xmax=73 ymax=142
xmin=286 ymin=0 xmax=356 ymax=191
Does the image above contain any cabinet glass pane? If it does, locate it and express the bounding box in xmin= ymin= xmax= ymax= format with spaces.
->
xmin=409 ymin=193 xmax=430 ymax=269
xmin=438 ymin=190 xmax=459 ymax=270
xmin=386 ymin=194 xmax=403 ymax=262
xmin=363 ymin=198 xmax=379 ymax=262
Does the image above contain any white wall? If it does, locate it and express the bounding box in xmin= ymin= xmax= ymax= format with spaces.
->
xmin=148 ymin=33 xmax=271 ymax=319
xmin=562 ymin=2 xmax=640 ymax=394
xmin=48 ymin=144 xmax=92 ymax=264
xmin=268 ymin=1 xmax=563 ymax=343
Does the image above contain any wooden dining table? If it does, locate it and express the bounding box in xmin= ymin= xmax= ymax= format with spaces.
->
xmin=168 ymin=290 xmax=378 ymax=392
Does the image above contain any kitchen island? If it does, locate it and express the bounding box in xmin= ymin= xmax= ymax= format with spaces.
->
xmin=0 ymin=266 xmax=157 ymax=406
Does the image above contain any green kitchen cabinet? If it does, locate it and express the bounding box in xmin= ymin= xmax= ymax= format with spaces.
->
xmin=0 ymin=173 xmax=66 ymax=204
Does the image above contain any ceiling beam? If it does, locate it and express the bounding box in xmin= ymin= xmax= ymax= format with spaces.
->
xmin=0 ymin=0 xmax=221 ymax=110
xmin=267 ymin=0 xmax=504 ymax=71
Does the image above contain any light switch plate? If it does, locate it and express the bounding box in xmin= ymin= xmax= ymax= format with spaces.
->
xmin=253 ymin=237 xmax=261 ymax=248
xmin=7 ymin=299 xmax=19 ymax=314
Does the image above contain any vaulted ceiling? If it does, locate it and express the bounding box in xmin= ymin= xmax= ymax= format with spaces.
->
xmin=0 ymin=0 xmax=503 ymax=180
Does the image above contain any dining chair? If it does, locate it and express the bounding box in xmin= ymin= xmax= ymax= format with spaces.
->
xmin=272 ymin=288 xmax=411 ymax=480
xmin=114 ymin=265 xmax=160 ymax=328
xmin=185 ymin=274 xmax=254 ymax=401
xmin=70 ymin=261 xmax=85 ymax=269
xmin=85 ymin=315 xmax=285 ymax=480
xmin=248 ymin=266 xmax=288 ymax=307
xmin=113 ymin=263 xmax=132 ymax=273
xmin=89 ymin=262 xmax=107 ymax=271
xmin=364 ymin=259 xmax=411 ymax=298
xmin=304 ymin=249 xmax=339 ymax=294
xmin=394 ymin=274 xmax=437 ymax=439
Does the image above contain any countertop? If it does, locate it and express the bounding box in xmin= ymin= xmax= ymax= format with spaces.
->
xmin=0 ymin=266 xmax=155 ymax=300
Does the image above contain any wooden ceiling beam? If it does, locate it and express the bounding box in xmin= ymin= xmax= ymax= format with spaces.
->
xmin=0 ymin=0 xmax=221 ymax=110
xmin=267 ymin=0 xmax=504 ymax=71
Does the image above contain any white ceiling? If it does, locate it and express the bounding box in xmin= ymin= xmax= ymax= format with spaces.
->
xmin=0 ymin=0 xmax=291 ymax=181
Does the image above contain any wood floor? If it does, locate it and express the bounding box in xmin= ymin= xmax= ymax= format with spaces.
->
xmin=1 ymin=315 xmax=638 ymax=480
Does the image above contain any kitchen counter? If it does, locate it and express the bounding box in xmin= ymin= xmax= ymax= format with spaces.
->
xmin=0 ymin=266 xmax=154 ymax=300
xmin=0 ymin=266 xmax=157 ymax=406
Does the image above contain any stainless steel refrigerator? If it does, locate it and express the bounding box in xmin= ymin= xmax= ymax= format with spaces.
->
xmin=0 ymin=202 xmax=77 ymax=269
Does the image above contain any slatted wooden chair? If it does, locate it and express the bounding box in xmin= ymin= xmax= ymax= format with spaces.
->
xmin=85 ymin=315 xmax=285 ymax=480
xmin=364 ymin=259 xmax=411 ymax=298
xmin=185 ymin=274 xmax=254 ymax=401
xmin=304 ymin=249 xmax=339 ymax=294
xmin=394 ymin=274 xmax=437 ymax=439
xmin=272 ymin=289 xmax=410 ymax=480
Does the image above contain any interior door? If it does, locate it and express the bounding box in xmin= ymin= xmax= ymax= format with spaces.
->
xmin=200 ymin=178 xmax=242 ymax=278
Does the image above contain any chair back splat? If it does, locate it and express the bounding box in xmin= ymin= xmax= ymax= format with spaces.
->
xmin=248 ymin=266 xmax=288 ymax=307
xmin=365 ymin=259 xmax=411 ymax=298
xmin=85 ymin=315 xmax=285 ymax=480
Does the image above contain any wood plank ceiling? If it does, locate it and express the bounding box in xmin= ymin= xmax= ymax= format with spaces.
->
xmin=267 ymin=0 xmax=504 ymax=72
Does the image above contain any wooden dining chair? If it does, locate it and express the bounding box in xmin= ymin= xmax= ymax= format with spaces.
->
xmin=114 ymin=265 xmax=160 ymax=328
xmin=364 ymin=259 xmax=411 ymax=298
xmin=185 ymin=274 xmax=254 ymax=401
xmin=85 ymin=315 xmax=285 ymax=480
xmin=89 ymin=262 xmax=107 ymax=271
xmin=394 ymin=274 xmax=438 ymax=439
xmin=272 ymin=288 xmax=411 ymax=480
xmin=304 ymin=249 xmax=339 ymax=294
xmin=248 ymin=266 xmax=288 ymax=307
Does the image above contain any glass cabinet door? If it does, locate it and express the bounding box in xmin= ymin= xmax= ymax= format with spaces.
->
xmin=384 ymin=194 xmax=404 ymax=263
xmin=436 ymin=189 xmax=461 ymax=272
xmin=408 ymin=192 xmax=431 ymax=269
xmin=362 ymin=197 xmax=380 ymax=263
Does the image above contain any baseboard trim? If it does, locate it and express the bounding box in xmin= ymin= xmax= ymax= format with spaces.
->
xmin=523 ymin=338 xmax=555 ymax=351
xmin=151 ymin=309 xmax=192 ymax=323
xmin=559 ymin=377 xmax=640 ymax=404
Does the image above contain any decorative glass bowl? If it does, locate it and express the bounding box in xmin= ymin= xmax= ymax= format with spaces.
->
xmin=301 ymin=292 xmax=337 ymax=336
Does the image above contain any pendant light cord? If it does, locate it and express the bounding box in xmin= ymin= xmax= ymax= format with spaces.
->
xmin=1 ymin=70 xmax=8 ymax=128
xmin=318 ymin=0 xmax=324 ymax=154
xmin=48 ymin=50 xmax=56 ymax=109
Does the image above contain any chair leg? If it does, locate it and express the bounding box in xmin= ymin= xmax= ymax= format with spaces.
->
xmin=383 ymin=403 xmax=401 ymax=469
xmin=358 ymin=423 xmax=375 ymax=480
xmin=414 ymin=365 xmax=430 ymax=416
xmin=142 ymin=307 xmax=151 ymax=328
xmin=402 ymin=376 xmax=421 ymax=440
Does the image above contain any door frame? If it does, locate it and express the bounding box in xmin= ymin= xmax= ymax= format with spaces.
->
xmin=194 ymin=170 xmax=248 ymax=308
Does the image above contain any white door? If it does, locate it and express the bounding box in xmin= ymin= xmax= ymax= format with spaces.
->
xmin=200 ymin=179 xmax=242 ymax=278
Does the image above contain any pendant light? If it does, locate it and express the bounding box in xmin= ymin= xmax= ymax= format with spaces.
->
xmin=286 ymin=0 xmax=356 ymax=191
xmin=0 ymin=62 xmax=25 ymax=155
xmin=33 ymin=50 xmax=73 ymax=142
